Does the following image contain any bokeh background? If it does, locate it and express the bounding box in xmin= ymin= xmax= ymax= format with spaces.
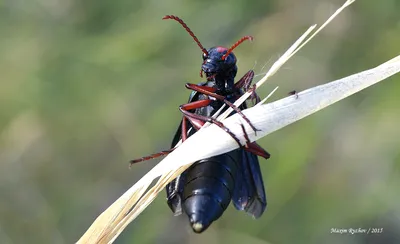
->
xmin=0 ymin=0 xmax=399 ymax=243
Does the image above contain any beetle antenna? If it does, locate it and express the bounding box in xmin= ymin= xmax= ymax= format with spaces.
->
xmin=163 ymin=15 xmax=208 ymax=56
xmin=221 ymin=36 xmax=253 ymax=60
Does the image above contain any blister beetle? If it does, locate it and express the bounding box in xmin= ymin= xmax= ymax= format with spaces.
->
xmin=131 ymin=15 xmax=270 ymax=233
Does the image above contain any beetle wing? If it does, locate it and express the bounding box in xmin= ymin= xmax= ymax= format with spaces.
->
xmin=231 ymin=88 xmax=267 ymax=217
xmin=232 ymin=150 xmax=267 ymax=218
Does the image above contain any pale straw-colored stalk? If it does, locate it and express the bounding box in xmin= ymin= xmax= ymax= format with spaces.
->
xmin=77 ymin=1 xmax=400 ymax=243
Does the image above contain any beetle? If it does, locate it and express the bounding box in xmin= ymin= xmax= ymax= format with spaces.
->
xmin=130 ymin=15 xmax=270 ymax=233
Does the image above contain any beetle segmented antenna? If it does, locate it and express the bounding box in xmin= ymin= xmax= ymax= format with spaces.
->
xmin=221 ymin=36 xmax=254 ymax=60
xmin=163 ymin=15 xmax=208 ymax=56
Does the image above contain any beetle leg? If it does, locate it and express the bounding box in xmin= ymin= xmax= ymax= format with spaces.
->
xmin=130 ymin=99 xmax=225 ymax=165
xmin=185 ymin=83 xmax=260 ymax=134
xmin=130 ymin=147 xmax=176 ymax=165
xmin=234 ymin=70 xmax=254 ymax=90
xmin=240 ymin=124 xmax=270 ymax=160
xmin=180 ymin=100 xmax=242 ymax=147
xmin=234 ymin=70 xmax=260 ymax=105
xmin=248 ymin=84 xmax=261 ymax=104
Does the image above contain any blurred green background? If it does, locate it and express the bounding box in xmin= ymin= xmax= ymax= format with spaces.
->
xmin=0 ymin=0 xmax=399 ymax=243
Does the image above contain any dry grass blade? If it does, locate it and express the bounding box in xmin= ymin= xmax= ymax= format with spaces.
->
xmin=217 ymin=0 xmax=355 ymax=121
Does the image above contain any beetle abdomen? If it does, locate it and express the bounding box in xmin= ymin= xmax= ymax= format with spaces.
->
xmin=182 ymin=150 xmax=240 ymax=233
